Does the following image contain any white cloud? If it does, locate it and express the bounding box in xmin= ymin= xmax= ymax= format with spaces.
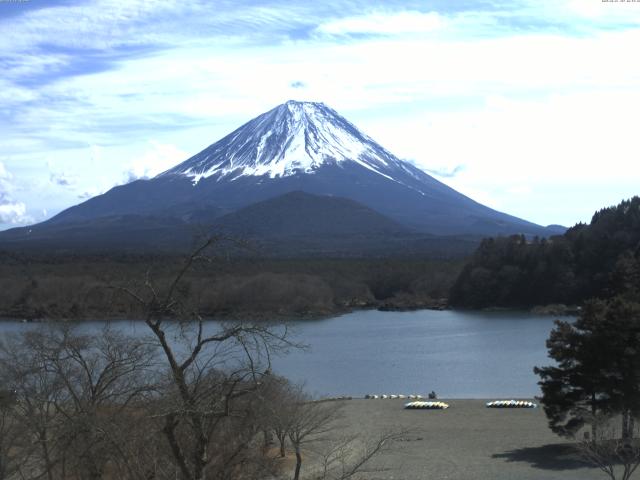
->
xmin=78 ymin=188 xmax=105 ymax=200
xmin=47 ymin=160 xmax=79 ymax=187
xmin=421 ymin=164 xmax=465 ymax=179
xmin=367 ymin=88 xmax=640 ymax=225
xmin=0 ymin=161 xmax=33 ymax=225
xmin=124 ymin=141 xmax=188 ymax=182
xmin=317 ymin=10 xmax=445 ymax=36
xmin=506 ymin=185 xmax=533 ymax=196
xmin=563 ymin=0 xmax=640 ymax=23
xmin=0 ymin=202 xmax=30 ymax=225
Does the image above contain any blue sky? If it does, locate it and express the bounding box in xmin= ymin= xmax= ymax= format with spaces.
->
xmin=1 ymin=0 xmax=639 ymax=230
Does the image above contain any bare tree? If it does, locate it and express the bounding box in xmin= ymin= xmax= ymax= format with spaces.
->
xmin=0 ymin=331 xmax=67 ymax=480
xmin=0 ymin=389 xmax=22 ymax=480
xmin=40 ymin=326 xmax=156 ymax=480
xmin=257 ymin=374 xmax=296 ymax=458
xmin=577 ymin=414 xmax=640 ymax=480
xmin=284 ymin=390 xmax=404 ymax=480
xmin=119 ymin=237 xmax=296 ymax=480
xmin=286 ymin=392 xmax=344 ymax=480
xmin=312 ymin=430 xmax=401 ymax=480
xmin=0 ymin=324 xmax=158 ymax=480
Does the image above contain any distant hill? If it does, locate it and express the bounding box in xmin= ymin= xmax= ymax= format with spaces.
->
xmin=212 ymin=191 xmax=482 ymax=258
xmin=450 ymin=196 xmax=640 ymax=308
xmin=213 ymin=190 xmax=409 ymax=237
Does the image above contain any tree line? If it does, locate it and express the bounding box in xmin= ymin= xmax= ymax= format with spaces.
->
xmin=451 ymin=196 xmax=640 ymax=308
xmin=0 ymin=253 xmax=463 ymax=321
xmin=523 ymin=198 xmax=640 ymax=479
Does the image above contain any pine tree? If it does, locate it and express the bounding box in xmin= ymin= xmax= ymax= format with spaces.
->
xmin=535 ymin=297 xmax=640 ymax=439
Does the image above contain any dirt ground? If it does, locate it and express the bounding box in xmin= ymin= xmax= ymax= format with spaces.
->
xmin=330 ymin=399 xmax=606 ymax=480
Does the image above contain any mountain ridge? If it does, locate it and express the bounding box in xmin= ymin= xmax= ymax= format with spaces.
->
xmin=160 ymin=100 xmax=419 ymax=185
xmin=0 ymin=100 xmax=565 ymax=253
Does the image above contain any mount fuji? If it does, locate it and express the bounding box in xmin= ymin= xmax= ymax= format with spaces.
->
xmin=0 ymin=101 xmax=563 ymax=254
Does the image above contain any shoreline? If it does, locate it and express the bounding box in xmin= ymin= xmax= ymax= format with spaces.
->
xmin=312 ymin=395 xmax=547 ymax=402
xmin=332 ymin=398 xmax=601 ymax=480
xmin=0 ymin=301 xmax=578 ymax=323
xmin=0 ymin=301 xmax=445 ymax=323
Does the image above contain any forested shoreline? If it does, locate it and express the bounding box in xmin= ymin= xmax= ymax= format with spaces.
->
xmin=451 ymin=197 xmax=640 ymax=309
xmin=4 ymin=197 xmax=639 ymax=321
xmin=0 ymin=254 xmax=460 ymax=321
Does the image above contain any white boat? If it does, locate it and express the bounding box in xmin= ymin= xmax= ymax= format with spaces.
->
xmin=486 ymin=400 xmax=537 ymax=408
xmin=404 ymin=401 xmax=449 ymax=410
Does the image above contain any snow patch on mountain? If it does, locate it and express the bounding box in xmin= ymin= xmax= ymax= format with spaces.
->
xmin=161 ymin=101 xmax=412 ymax=185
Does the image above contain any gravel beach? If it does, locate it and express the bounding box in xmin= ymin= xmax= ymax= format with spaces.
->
xmin=333 ymin=399 xmax=605 ymax=480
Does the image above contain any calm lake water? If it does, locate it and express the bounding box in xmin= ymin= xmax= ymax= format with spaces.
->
xmin=1 ymin=309 xmax=562 ymax=398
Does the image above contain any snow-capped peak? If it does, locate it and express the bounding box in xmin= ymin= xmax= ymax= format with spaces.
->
xmin=160 ymin=100 xmax=418 ymax=184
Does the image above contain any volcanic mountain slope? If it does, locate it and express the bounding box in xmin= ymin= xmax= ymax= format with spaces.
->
xmin=209 ymin=191 xmax=483 ymax=257
xmin=0 ymin=100 xmax=563 ymax=253
xmin=0 ymin=191 xmax=479 ymax=257
xmin=212 ymin=190 xmax=409 ymax=238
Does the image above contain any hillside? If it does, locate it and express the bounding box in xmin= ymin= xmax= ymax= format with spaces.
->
xmin=450 ymin=197 xmax=640 ymax=308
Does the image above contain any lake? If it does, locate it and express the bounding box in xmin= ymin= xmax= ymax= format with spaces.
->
xmin=0 ymin=309 xmax=562 ymax=398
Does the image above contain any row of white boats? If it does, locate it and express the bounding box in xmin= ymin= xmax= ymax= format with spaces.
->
xmin=404 ymin=401 xmax=450 ymax=409
xmin=485 ymin=400 xmax=537 ymax=408
xmin=402 ymin=400 xmax=538 ymax=410
xmin=365 ymin=395 xmax=538 ymax=409
xmin=364 ymin=394 xmax=426 ymax=399
xmin=325 ymin=395 xmax=538 ymax=410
